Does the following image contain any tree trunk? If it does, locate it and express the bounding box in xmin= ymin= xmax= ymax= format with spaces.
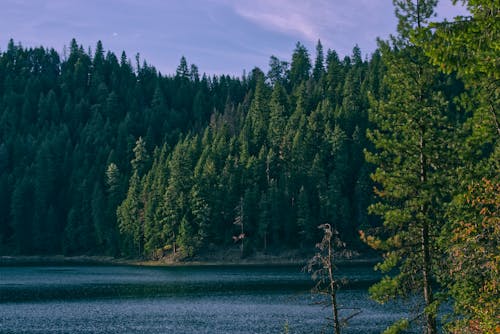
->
xmin=420 ymin=127 xmax=437 ymax=334
xmin=327 ymin=236 xmax=341 ymax=334
xmin=331 ymin=284 xmax=340 ymax=334
xmin=422 ymin=221 xmax=436 ymax=334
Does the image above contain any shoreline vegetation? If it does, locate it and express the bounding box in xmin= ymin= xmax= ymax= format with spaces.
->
xmin=0 ymin=250 xmax=379 ymax=267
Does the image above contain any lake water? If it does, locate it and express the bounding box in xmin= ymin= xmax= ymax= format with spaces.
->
xmin=0 ymin=264 xmax=414 ymax=333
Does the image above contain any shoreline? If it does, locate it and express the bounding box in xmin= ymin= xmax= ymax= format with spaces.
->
xmin=0 ymin=255 xmax=131 ymax=266
xmin=0 ymin=253 xmax=379 ymax=267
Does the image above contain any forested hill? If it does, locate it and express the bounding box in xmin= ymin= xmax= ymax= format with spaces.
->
xmin=0 ymin=38 xmax=452 ymax=257
xmin=0 ymin=39 xmax=372 ymax=256
xmin=0 ymin=38 xmax=248 ymax=255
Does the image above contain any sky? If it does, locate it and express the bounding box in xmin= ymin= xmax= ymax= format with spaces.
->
xmin=0 ymin=0 xmax=468 ymax=76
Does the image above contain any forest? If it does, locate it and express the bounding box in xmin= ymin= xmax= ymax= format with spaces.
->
xmin=0 ymin=37 xmax=381 ymax=257
xmin=0 ymin=0 xmax=497 ymax=332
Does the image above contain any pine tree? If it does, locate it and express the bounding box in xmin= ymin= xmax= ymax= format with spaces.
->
xmin=267 ymin=56 xmax=289 ymax=87
xmin=313 ymin=40 xmax=325 ymax=81
xmin=268 ymin=83 xmax=288 ymax=152
xmin=158 ymin=138 xmax=195 ymax=256
xmin=289 ymin=42 xmax=311 ymax=86
xmin=177 ymin=216 xmax=195 ymax=257
xmin=131 ymin=137 xmax=150 ymax=176
xmin=176 ymin=56 xmax=189 ymax=79
xmin=117 ymin=137 xmax=150 ymax=256
xmin=325 ymin=49 xmax=344 ymax=107
xmin=117 ymin=171 xmax=142 ymax=256
xmin=241 ymin=77 xmax=269 ymax=156
xmin=103 ymin=162 xmax=121 ymax=253
xmin=141 ymin=146 xmax=169 ymax=257
xmin=363 ymin=1 xmax=460 ymax=333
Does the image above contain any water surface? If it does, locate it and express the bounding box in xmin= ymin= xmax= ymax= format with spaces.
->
xmin=0 ymin=264 xmax=412 ymax=333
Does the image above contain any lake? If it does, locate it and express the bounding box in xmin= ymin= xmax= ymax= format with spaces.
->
xmin=0 ymin=263 xmax=413 ymax=333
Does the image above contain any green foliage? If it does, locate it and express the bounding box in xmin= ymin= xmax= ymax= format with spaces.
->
xmin=131 ymin=137 xmax=150 ymax=176
xmin=382 ymin=319 xmax=409 ymax=334
xmin=375 ymin=251 xmax=399 ymax=273
xmin=0 ymin=38 xmax=378 ymax=260
xmin=369 ymin=275 xmax=402 ymax=305
xmin=420 ymin=1 xmax=499 ymax=331
xmin=117 ymin=171 xmax=142 ymax=256
xmin=177 ymin=217 xmax=196 ymax=258
xmin=0 ymin=40 xmax=245 ymax=255
xmin=1 ymin=18 xmax=492 ymax=334
xmin=282 ymin=320 xmax=290 ymax=334
xmin=442 ymin=178 xmax=499 ymax=333
xmin=289 ymin=42 xmax=311 ymax=85
xmin=108 ymin=43 xmax=383 ymax=259
xmin=364 ymin=1 xmax=466 ymax=333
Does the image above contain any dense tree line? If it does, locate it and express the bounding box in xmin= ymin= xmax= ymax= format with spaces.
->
xmin=116 ymin=41 xmax=381 ymax=258
xmin=0 ymin=37 xmax=381 ymax=257
xmin=0 ymin=38 xmax=248 ymax=255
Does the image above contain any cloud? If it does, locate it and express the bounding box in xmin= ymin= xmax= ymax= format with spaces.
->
xmin=214 ymin=0 xmax=395 ymax=56
xmin=217 ymin=0 xmax=335 ymax=45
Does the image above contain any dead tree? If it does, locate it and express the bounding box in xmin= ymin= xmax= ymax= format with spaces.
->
xmin=305 ymin=224 xmax=347 ymax=334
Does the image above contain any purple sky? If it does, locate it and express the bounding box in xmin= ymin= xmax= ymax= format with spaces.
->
xmin=1 ymin=0 xmax=468 ymax=76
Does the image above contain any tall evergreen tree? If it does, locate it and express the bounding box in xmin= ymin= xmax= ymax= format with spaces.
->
xmin=363 ymin=1 xmax=460 ymax=333
xmin=117 ymin=137 xmax=150 ymax=256
xmin=267 ymin=56 xmax=289 ymax=87
xmin=289 ymin=42 xmax=311 ymax=86
xmin=313 ymin=40 xmax=325 ymax=81
xmin=117 ymin=170 xmax=142 ymax=256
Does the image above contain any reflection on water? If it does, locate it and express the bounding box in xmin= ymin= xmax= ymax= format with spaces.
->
xmin=0 ymin=264 xmax=413 ymax=333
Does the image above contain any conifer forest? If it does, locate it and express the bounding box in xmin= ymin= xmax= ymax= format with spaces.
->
xmin=0 ymin=1 xmax=498 ymax=332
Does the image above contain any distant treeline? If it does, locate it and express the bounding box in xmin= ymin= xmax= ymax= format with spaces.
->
xmin=0 ymin=39 xmax=391 ymax=257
